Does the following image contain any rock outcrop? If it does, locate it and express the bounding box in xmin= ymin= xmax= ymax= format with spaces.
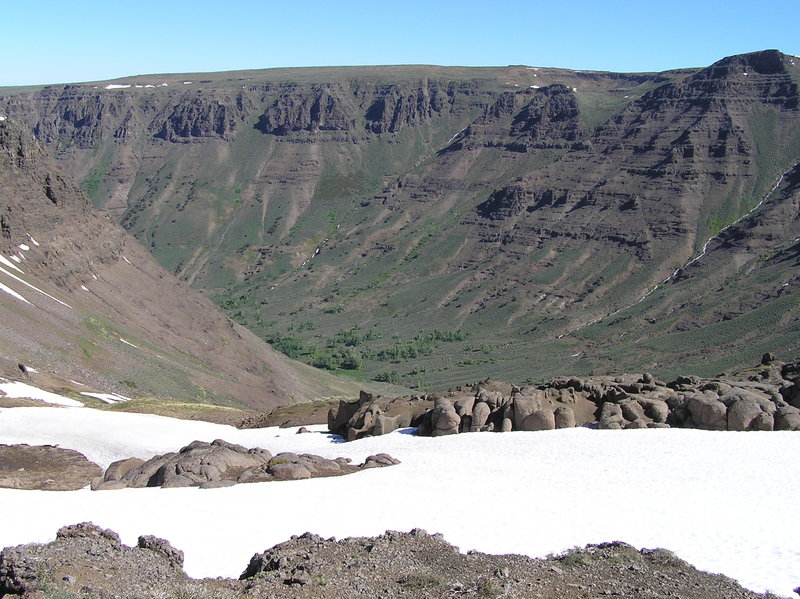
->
xmin=0 ymin=523 xmax=772 ymax=599
xmin=327 ymin=390 xmax=432 ymax=441
xmin=0 ymin=445 xmax=101 ymax=491
xmin=91 ymin=439 xmax=399 ymax=490
xmin=328 ymin=357 xmax=800 ymax=439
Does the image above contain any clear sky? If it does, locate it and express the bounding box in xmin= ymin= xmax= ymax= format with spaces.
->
xmin=3 ymin=0 xmax=798 ymax=86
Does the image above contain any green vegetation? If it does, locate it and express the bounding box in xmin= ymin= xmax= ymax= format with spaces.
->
xmin=80 ymin=154 xmax=110 ymax=204
xmin=398 ymin=574 xmax=444 ymax=590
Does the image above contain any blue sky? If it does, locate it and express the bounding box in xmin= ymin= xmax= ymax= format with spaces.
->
xmin=3 ymin=0 xmax=798 ymax=86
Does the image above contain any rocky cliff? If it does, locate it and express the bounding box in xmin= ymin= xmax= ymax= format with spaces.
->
xmin=2 ymin=52 xmax=798 ymax=387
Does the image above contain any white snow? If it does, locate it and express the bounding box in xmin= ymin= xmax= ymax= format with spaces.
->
xmin=104 ymin=84 xmax=131 ymax=89
xmin=0 ymin=254 xmax=24 ymax=273
xmin=18 ymin=244 xmax=30 ymax=251
xmin=80 ymin=285 xmax=89 ymax=291
xmin=0 ymin=282 xmax=30 ymax=304
xmin=530 ymin=85 xmax=540 ymax=89
xmin=0 ymin=380 xmax=83 ymax=407
xmin=183 ymin=81 xmax=192 ymax=85
xmin=0 ymin=408 xmax=798 ymax=596
xmin=118 ymin=338 xmax=139 ymax=349
xmin=10 ymin=255 xmax=21 ymax=263
xmin=122 ymin=255 xmax=131 ymax=264
xmin=28 ymin=236 xmax=40 ymax=246
xmin=79 ymin=392 xmax=131 ymax=404
xmin=0 ymin=116 xmax=6 ymax=121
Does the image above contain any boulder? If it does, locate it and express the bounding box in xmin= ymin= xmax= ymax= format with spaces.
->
xmin=521 ymin=409 xmax=555 ymax=431
xmin=430 ymin=398 xmax=461 ymax=436
xmin=267 ymin=462 xmax=311 ymax=481
xmin=512 ymin=395 xmax=541 ymax=430
xmin=103 ymin=457 xmax=145 ymax=482
xmin=686 ymin=395 xmax=727 ymax=430
xmin=637 ymin=398 xmax=669 ymax=423
xmin=345 ymin=401 xmax=383 ymax=441
xmin=554 ymin=406 xmax=575 ymax=429
xmin=471 ymin=401 xmax=491 ymax=432
xmin=619 ymin=399 xmax=646 ymax=423
xmin=774 ymin=406 xmax=800 ymax=431
xmin=753 ymin=411 xmax=774 ymax=431
xmin=95 ymin=441 xmax=399 ymax=489
xmin=362 ymin=453 xmax=401 ymax=468
xmin=453 ymin=395 xmax=475 ymax=417
xmin=328 ymin=391 xmax=372 ymax=435
xmin=727 ymin=399 xmax=765 ymax=431
xmin=599 ymin=403 xmax=625 ymax=429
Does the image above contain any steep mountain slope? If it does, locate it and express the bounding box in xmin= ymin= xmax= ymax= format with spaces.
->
xmin=0 ymin=118 xmax=368 ymax=408
xmin=570 ymin=157 xmax=800 ymax=377
xmin=2 ymin=51 xmax=798 ymax=387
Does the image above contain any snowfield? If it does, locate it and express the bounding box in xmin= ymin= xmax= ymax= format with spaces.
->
xmin=0 ymin=405 xmax=799 ymax=596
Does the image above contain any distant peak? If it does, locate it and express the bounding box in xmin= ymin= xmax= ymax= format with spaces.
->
xmin=709 ymin=49 xmax=788 ymax=76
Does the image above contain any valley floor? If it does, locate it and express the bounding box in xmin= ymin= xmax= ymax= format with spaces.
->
xmin=0 ymin=405 xmax=798 ymax=596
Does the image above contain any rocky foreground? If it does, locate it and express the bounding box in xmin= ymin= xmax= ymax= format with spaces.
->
xmin=0 ymin=523 xmax=784 ymax=599
xmin=324 ymin=355 xmax=800 ymax=440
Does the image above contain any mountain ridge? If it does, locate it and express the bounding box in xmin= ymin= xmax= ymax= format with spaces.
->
xmin=2 ymin=50 xmax=798 ymax=389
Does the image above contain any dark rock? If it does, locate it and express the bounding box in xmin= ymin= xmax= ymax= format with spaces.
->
xmin=95 ymin=441 xmax=398 ymax=490
xmin=137 ymin=535 xmax=184 ymax=569
xmin=554 ymin=406 xmax=576 ymax=428
xmin=471 ymin=401 xmax=491 ymax=431
xmin=599 ymin=403 xmax=625 ymax=429
xmin=727 ymin=399 xmax=766 ymax=431
xmin=512 ymin=395 xmax=541 ymax=430
xmin=521 ymin=409 xmax=555 ymax=431
xmin=430 ymin=398 xmax=460 ymax=436
xmin=56 ymin=523 xmax=120 ymax=545
xmin=686 ymin=395 xmax=728 ymax=430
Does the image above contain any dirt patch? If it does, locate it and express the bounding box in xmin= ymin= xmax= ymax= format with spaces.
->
xmin=0 ymin=445 xmax=102 ymax=490
xmin=239 ymin=398 xmax=343 ymax=428
xmin=0 ymin=397 xmax=45 ymax=408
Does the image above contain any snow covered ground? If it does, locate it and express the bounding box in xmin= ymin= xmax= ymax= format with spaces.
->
xmin=0 ymin=405 xmax=798 ymax=596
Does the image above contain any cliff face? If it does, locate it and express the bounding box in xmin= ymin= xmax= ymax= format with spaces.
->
xmin=0 ymin=118 xmax=364 ymax=407
xmin=2 ymin=52 xmax=799 ymax=385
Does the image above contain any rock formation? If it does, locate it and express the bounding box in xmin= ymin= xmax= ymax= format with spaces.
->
xmin=0 ymin=523 xmax=773 ymax=599
xmin=91 ymin=439 xmax=399 ymax=490
xmin=328 ymin=357 xmax=800 ymax=439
